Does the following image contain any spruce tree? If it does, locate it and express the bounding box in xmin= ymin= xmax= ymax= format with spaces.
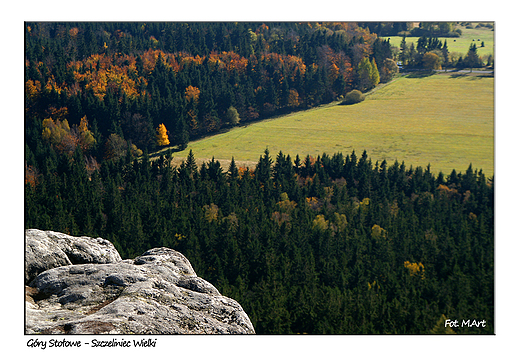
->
xmin=227 ymin=157 xmax=239 ymax=181
xmin=181 ymin=149 xmax=195 ymax=176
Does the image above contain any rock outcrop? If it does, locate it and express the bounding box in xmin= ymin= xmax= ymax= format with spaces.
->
xmin=25 ymin=229 xmax=255 ymax=334
xmin=25 ymin=229 xmax=122 ymax=285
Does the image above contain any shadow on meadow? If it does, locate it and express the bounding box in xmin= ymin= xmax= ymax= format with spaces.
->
xmin=449 ymin=72 xmax=494 ymax=80
xmin=404 ymin=71 xmax=436 ymax=78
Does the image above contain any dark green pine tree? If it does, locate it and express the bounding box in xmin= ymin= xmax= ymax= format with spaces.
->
xmin=465 ymin=43 xmax=480 ymax=72
xmin=442 ymin=40 xmax=449 ymax=70
xmin=255 ymin=148 xmax=273 ymax=185
xmin=185 ymin=149 xmax=198 ymax=178
xmin=227 ymin=157 xmax=239 ymax=182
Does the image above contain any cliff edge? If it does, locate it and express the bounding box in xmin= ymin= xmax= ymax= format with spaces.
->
xmin=25 ymin=229 xmax=255 ymax=334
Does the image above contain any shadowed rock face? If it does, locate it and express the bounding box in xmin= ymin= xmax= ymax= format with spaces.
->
xmin=25 ymin=230 xmax=255 ymax=334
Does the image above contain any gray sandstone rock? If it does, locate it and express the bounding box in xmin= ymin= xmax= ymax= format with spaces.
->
xmin=25 ymin=229 xmax=122 ymax=285
xmin=25 ymin=229 xmax=255 ymax=334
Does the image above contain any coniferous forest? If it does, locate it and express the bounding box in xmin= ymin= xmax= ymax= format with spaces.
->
xmin=24 ymin=22 xmax=494 ymax=334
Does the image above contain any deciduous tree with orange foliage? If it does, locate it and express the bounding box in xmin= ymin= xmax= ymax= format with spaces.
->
xmin=185 ymin=85 xmax=200 ymax=103
xmin=156 ymin=123 xmax=170 ymax=146
xmin=25 ymin=163 xmax=39 ymax=188
xmin=287 ymin=89 xmax=300 ymax=108
xmin=25 ymin=79 xmax=41 ymax=102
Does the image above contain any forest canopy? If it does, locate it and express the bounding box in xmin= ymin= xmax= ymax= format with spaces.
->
xmin=24 ymin=146 xmax=494 ymax=334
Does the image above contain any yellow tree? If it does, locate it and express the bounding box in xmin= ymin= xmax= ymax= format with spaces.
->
xmin=41 ymin=107 xmax=79 ymax=156
xmin=312 ymin=214 xmax=329 ymax=231
xmin=42 ymin=117 xmax=70 ymax=147
xmin=185 ymin=85 xmax=201 ymax=103
xmin=77 ymin=116 xmax=96 ymax=151
xmin=203 ymin=203 xmax=219 ymax=222
xmin=156 ymin=123 xmax=170 ymax=146
xmin=423 ymin=52 xmax=442 ymax=71
xmin=25 ymin=79 xmax=41 ymax=101
xmin=371 ymin=224 xmax=387 ymax=240
xmin=287 ymin=89 xmax=300 ymax=108
xmin=370 ymin=58 xmax=380 ymax=87
xmin=404 ymin=261 xmax=426 ymax=279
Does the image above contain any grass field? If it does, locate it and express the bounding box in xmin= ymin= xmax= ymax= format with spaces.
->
xmin=168 ymin=73 xmax=494 ymax=177
xmin=387 ymin=22 xmax=494 ymax=60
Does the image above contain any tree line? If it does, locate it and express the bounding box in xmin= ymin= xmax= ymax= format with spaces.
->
xmin=360 ymin=22 xmax=462 ymax=38
xmin=398 ymin=35 xmax=493 ymax=71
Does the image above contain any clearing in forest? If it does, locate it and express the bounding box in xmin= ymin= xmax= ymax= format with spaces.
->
xmin=169 ymin=73 xmax=494 ymax=176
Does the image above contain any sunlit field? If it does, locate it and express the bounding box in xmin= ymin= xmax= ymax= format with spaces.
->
xmin=170 ymin=73 xmax=494 ymax=177
xmin=386 ymin=23 xmax=494 ymax=60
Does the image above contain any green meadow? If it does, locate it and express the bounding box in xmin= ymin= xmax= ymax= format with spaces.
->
xmin=170 ymin=73 xmax=494 ymax=177
xmin=387 ymin=23 xmax=494 ymax=59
